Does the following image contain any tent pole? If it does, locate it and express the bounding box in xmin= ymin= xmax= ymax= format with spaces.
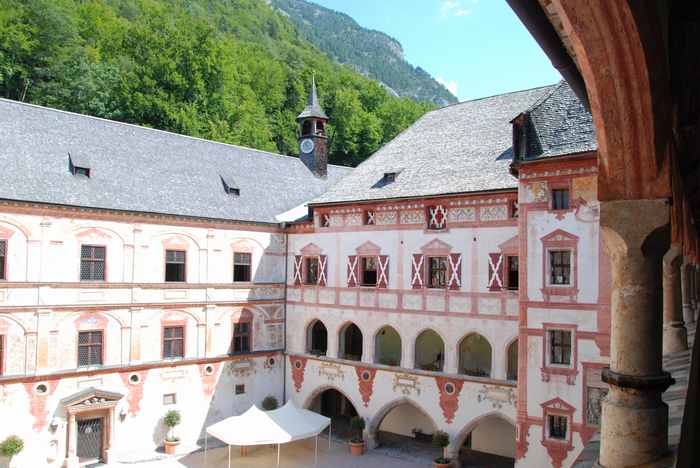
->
xmin=277 ymin=443 xmax=280 ymax=467
xmin=328 ymin=423 xmax=331 ymax=449
xmin=315 ymin=434 xmax=318 ymax=465
xmin=228 ymin=444 xmax=231 ymax=468
xmin=204 ymin=435 xmax=207 ymax=465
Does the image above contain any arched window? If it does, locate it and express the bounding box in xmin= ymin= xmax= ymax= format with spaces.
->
xmin=507 ymin=339 xmax=518 ymax=381
xmin=339 ymin=323 xmax=363 ymax=361
xmin=375 ymin=326 xmax=401 ymax=366
xmin=414 ymin=329 xmax=444 ymax=371
xmin=307 ymin=320 xmax=328 ymax=356
xmin=459 ymin=334 xmax=492 ymax=377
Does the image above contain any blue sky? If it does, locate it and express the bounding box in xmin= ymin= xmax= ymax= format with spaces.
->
xmin=312 ymin=0 xmax=561 ymax=101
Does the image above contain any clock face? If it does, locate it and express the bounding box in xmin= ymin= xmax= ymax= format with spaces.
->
xmin=300 ymin=138 xmax=315 ymax=154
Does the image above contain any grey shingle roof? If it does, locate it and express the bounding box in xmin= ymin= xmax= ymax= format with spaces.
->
xmin=311 ymin=85 xmax=554 ymax=205
xmin=0 ymin=99 xmax=351 ymax=224
xmin=521 ymin=80 xmax=597 ymax=160
xmin=297 ymin=76 xmax=328 ymax=120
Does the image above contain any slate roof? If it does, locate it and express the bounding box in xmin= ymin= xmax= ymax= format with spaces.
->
xmin=0 ymin=99 xmax=351 ymax=224
xmin=311 ymin=85 xmax=554 ymax=205
xmin=520 ymin=80 xmax=597 ymax=160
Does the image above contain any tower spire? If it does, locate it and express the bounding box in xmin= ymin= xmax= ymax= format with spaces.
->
xmin=297 ymin=74 xmax=328 ymax=121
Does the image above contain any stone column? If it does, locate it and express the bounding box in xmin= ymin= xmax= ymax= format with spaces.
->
xmin=662 ymin=245 xmax=688 ymax=353
xmin=681 ymin=262 xmax=695 ymax=327
xmin=695 ymin=265 xmax=700 ymax=322
xmin=64 ymin=414 xmax=79 ymax=468
xmin=599 ymin=199 xmax=674 ymax=468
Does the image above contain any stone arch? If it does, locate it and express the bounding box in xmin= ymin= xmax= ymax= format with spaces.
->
xmin=368 ymin=397 xmax=438 ymax=436
xmin=152 ymin=231 xmax=203 ymax=250
xmin=161 ymin=308 xmax=201 ymax=325
xmin=72 ymin=225 xmax=128 ymax=245
xmin=302 ymin=384 xmax=362 ymax=416
xmin=451 ymin=411 xmax=517 ymax=457
xmin=338 ymin=321 xmax=363 ymax=361
xmin=414 ymin=328 xmax=445 ymax=371
xmin=0 ymin=217 xmax=32 ymax=240
xmin=0 ymin=314 xmax=29 ymax=335
xmin=306 ymin=318 xmax=328 ymax=356
xmin=505 ymin=336 xmax=519 ymax=381
xmin=458 ymin=332 xmax=493 ymax=377
xmin=373 ymin=324 xmax=402 ymax=366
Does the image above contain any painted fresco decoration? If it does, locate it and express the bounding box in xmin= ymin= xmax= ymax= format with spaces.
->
xmin=477 ymin=385 xmax=516 ymax=409
xmin=354 ymin=366 xmax=378 ymax=407
xmin=290 ymin=356 xmax=308 ymax=392
xmin=318 ymin=361 xmax=344 ymax=383
xmin=435 ymin=376 xmax=465 ymax=423
xmin=392 ymin=373 xmax=420 ymax=396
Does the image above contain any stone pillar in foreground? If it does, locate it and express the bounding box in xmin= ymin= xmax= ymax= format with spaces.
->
xmin=599 ymin=199 xmax=674 ymax=468
xmin=681 ymin=262 xmax=695 ymax=328
xmin=662 ymin=245 xmax=688 ymax=354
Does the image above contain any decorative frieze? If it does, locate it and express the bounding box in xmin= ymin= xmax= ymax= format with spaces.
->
xmin=400 ymin=210 xmax=424 ymax=225
xmin=393 ymin=373 xmax=420 ymax=396
xmin=520 ymin=165 xmax=597 ymax=180
xmin=448 ymin=207 xmax=476 ymax=222
xmin=477 ymin=385 xmax=516 ymax=409
xmin=319 ymin=361 xmax=345 ymax=383
xmin=479 ymin=205 xmax=508 ymax=221
xmin=375 ymin=211 xmax=397 ymax=225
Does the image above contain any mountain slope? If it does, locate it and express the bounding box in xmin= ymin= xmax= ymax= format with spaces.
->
xmin=272 ymin=0 xmax=458 ymax=106
xmin=0 ymin=0 xmax=432 ymax=167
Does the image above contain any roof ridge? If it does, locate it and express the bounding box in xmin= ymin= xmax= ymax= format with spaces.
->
xmin=523 ymin=80 xmax=566 ymax=114
xmin=429 ymin=83 xmax=558 ymax=112
xmin=0 ymin=98 xmax=351 ymax=170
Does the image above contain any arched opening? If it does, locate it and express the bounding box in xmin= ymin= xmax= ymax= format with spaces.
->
xmin=374 ymin=325 xmax=401 ymax=366
xmin=458 ymin=334 xmax=492 ymax=377
xmin=339 ymin=322 xmax=363 ymax=361
xmin=414 ymin=329 xmax=444 ymax=371
xmin=307 ymin=388 xmax=358 ymax=441
xmin=459 ymin=415 xmax=516 ymax=467
xmin=506 ymin=339 xmax=518 ymax=381
xmin=373 ymin=400 xmax=437 ymax=460
xmin=306 ymin=319 xmax=327 ymax=356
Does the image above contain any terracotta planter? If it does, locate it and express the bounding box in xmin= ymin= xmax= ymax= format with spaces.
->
xmin=164 ymin=439 xmax=180 ymax=455
xmin=433 ymin=459 xmax=451 ymax=468
xmin=349 ymin=441 xmax=365 ymax=456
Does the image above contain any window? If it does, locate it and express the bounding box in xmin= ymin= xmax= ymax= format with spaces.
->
xmin=549 ymin=250 xmax=571 ymax=285
xmin=233 ymin=252 xmax=252 ymax=282
xmin=305 ymin=257 xmax=319 ymax=284
xmin=78 ymin=331 xmax=103 ymax=367
xmin=552 ymin=189 xmax=570 ymax=210
xmin=383 ymin=172 xmax=397 ymax=183
xmin=507 ymin=256 xmax=519 ymax=290
xmin=511 ymin=200 xmax=519 ymax=218
xmin=361 ymin=257 xmax=378 ymax=286
xmin=235 ymin=384 xmax=245 ymax=395
xmin=163 ymin=393 xmax=177 ymax=405
xmin=364 ymin=210 xmax=375 ymax=225
xmin=549 ymin=330 xmax=572 ymax=365
xmin=232 ymin=322 xmax=251 ymax=353
xmin=80 ymin=245 xmax=106 ymax=281
xmin=428 ymin=256 xmax=448 ymax=288
xmin=427 ymin=205 xmax=447 ymax=230
xmin=163 ymin=326 xmax=184 ymax=359
xmin=548 ymin=414 xmax=568 ymax=440
xmin=165 ymin=250 xmax=186 ymax=282
xmin=320 ymin=214 xmax=330 ymax=228
xmin=0 ymin=239 xmax=5 ymax=280
xmin=73 ymin=166 xmax=90 ymax=177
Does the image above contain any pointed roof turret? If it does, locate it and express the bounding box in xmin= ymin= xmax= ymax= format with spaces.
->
xmin=297 ymin=75 xmax=328 ymax=120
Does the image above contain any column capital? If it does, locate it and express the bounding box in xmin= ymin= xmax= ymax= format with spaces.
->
xmin=600 ymin=199 xmax=669 ymax=257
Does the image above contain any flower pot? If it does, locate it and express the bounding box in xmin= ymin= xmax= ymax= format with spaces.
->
xmin=433 ymin=458 xmax=452 ymax=468
xmin=349 ymin=440 xmax=365 ymax=456
xmin=164 ymin=439 xmax=180 ymax=455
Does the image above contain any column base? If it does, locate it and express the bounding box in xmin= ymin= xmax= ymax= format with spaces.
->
xmin=682 ymin=305 xmax=694 ymax=329
xmin=662 ymin=322 xmax=688 ymax=354
xmin=63 ymin=456 xmax=79 ymax=468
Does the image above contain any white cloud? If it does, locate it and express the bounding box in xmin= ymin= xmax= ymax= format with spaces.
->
xmin=436 ymin=76 xmax=458 ymax=97
xmin=440 ymin=0 xmax=471 ymax=19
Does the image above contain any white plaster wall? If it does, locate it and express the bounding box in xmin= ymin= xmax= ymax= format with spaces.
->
xmin=471 ymin=417 xmax=516 ymax=458
xmin=379 ymin=403 xmax=434 ymax=437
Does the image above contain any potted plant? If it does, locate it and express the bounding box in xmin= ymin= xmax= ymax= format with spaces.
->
xmin=432 ymin=430 xmax=451 ymax=468
xmin=0 ymin=435 xmax=24 ymax=468
xmin=349 ymin=416 xmax=366 ymax=456
xmin=262 ymin=396 xmax=279 ymax=411
xmin=163 ymin=410 xmax=181 ymax=455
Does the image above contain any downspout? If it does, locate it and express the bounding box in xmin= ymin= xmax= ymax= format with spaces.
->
xmin=506 ymin=0 xmax=590 ymax=111
xmin=281 ymin=222 xmax=289 ymax=404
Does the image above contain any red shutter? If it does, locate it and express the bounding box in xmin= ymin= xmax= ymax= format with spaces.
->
xmin=318 ymin=255 xmax=328 ymax=286
xmin=448 ymin=253 xmax=462 ymax=290
xmin=377 ymin=255 xmax=389 ymax=288
xmin=487 ymin=253 xmax=504 ymax=291
xmin=411 ymin=254 xmax=425 ymax=289
xmin=347 ymin=255 xmax=358 ymax=287
xmin=293 ymin=255 xmax=303 ymax=285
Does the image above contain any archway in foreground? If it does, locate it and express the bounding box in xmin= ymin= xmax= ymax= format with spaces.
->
xmin=372 ymin=399 xmax=437 ymax=460
xmin=414 ymin=329 xmax=444 ymax=371
xmin=307 ymin=319 xmax=328 ymax=356
xmin=374 ymin=325 xmax=401 ymax=366
xmin=458 ymin=333 xmax=492 ymax=377
xmin=457 ymin=414 xmax=516 ymax=468
xmin=339 ymin=322 xmax=363 ymax=361
xmin=307 ymin=387 xmax=359 ymax=441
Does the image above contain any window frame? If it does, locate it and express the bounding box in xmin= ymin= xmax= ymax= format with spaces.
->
xmin=547 ymin=414 xmax=568 ymax=440
xmin=164 ymin=249 xmax=187 ymax=283
xmin=506 ymin=255 xmax=519 ymax=290
xmin=304 ymin=256 xmax=320 ymax=285
xmin=0 ymin=239 xmax=6 ymax=281
xmin=548 ymin=249 xmax=572 ymax=286
xmin=540 ymin=323 xmax=578 ymax=384
xmin=426 ymin=204 xmax=447 ymax=231
xmin=360 ymin=256 xmax=378 ymax=287
xmin=80 ymin=244 xmax=107 ymax=282
xmin=231 ymin=320 xmax=251 ymax=354
xmin=427 ymin=256 xmax=449 ymax=289
xmin=551 ymin=188 xmax=570 ymax=211
xmin=163 ymin=393 xmax=177 ymax=405
xmin=162 ymin=325 xmax=186 ymax=360
xmin=364 ymin=210 xmax=376 ymax=225
xmin=548 ymin=329 xmax=573 ymax=366
xmin=77 ymin=330 xmax=104 ymax=368
xmin=233 ymin=252 xmax=252 ymax=283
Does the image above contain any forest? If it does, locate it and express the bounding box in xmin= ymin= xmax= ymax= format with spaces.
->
xmin=0 ymin=0 xmax=433 ymax=166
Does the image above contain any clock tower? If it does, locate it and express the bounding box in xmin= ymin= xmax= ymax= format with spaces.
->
xmin=297 ymin=76 xmax=329 ymax=177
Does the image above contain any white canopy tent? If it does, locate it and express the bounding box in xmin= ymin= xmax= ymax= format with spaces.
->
xmin=204 ymin=401 xmax=332 ymax=467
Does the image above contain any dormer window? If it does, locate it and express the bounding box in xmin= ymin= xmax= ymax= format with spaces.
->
xmin=220 ymin=175 xmax=240 ymax=196
xmin=69 ymin=153 xmax=91 ymax=178
xmin=383 ymin=172 xmax=397 ymax=183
